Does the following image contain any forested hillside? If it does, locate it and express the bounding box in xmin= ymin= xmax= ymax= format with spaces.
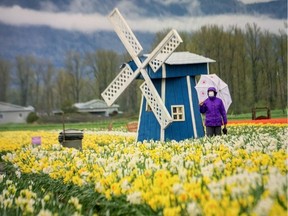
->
xmin=0 ymin=23 xmax=286 ymax=115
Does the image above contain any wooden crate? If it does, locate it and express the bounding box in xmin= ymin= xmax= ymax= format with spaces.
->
xmin=127 ymin=121 xmax=138 ymax=132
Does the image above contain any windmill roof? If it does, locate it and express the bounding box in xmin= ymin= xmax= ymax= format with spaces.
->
xmin=131 ymin=51 xmax=214 ymax=79
xmin=165 ymin=52 xmax=215 ymax=65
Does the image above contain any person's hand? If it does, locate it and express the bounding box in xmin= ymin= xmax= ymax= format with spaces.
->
xmin=222 ymin=125 xmax=227 ymax=134
xmin=199 ymin=101 xmax=204 ymax=106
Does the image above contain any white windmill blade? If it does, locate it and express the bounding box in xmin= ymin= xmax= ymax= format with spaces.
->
xmin=138 ymin=68 xmax=173 ymax=129
xmin=148 ymin=29 xmax=183 ymax=72
xmin=133 ymin=30 xmax=182 ymax=128
xmin=105 ymin=8 xmax=181 ymax=129
xmin=101 ymin=64 xmax=139 ymax=106
xmin=140 ymin=80 xmax=173 ymax=129
xmin=108 ymin=8 xmax=143 ymax=59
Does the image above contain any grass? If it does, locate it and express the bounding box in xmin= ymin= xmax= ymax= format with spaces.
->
xmin=228 ymin=109 xmax=287 ymax=120
xmin=0 ymin=109 xmax=286 ymax=132
xmin=0 ymin=116 xmax=136 ymax=132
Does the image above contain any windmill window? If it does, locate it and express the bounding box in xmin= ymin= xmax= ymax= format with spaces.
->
xmin=171 ymin=105 xmax=185 ymax=121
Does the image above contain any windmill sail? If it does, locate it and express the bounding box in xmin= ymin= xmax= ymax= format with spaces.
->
xmin=148 ymin=30 xmax=183 ymax=72
xmin=140 ymin=81 xmax=173 ymax=129
xmin=101 ymin=64 xmax=137 ymax=106
xmin=109 ymin=8 xmax=143 ymax=59
xmin=102 ymin=8 xmax=183 ymax=130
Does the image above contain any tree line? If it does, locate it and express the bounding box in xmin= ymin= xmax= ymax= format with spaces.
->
xmin=0 ymin=23 xmax=287 ymax=115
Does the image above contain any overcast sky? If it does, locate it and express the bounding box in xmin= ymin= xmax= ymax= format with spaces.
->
xmin=0 ymin=0 xmax=286 ymax=34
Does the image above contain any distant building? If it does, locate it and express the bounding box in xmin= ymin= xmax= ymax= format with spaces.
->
xmin=73 ymin=99 xmax=120 ymax=116
xmin=0 ymin=102 xmax=35 ymax=124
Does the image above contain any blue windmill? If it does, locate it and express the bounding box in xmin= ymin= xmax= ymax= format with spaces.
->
xmin=102 ymin=8 xmax=215 ymax=142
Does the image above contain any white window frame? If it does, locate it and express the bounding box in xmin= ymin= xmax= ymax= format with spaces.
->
xmin=171 ymin=105 xmax=185 ymax=121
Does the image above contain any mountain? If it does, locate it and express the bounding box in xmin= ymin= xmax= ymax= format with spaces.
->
xmin=0 ymin=0 xmax=286 ymax=68
xmin=0 ymin=24 xmax=154 ymax=67
xmin=200 ymin=0 xmax=287 ymax=18
xmin=0 ymin=0 xmax=286 ymax=18
xmin=246 ymin=0 xmax=287 ymax=19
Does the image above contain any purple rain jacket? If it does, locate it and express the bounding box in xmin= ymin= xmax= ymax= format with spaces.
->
xmin=200 ymin=96 xmax=227 ymax=127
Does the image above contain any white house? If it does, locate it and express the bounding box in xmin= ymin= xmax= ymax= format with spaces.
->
xmin=0 ymin=102 xmax=35 ymax=124
xmin=73 ymin=99 xmax=120 ymax=116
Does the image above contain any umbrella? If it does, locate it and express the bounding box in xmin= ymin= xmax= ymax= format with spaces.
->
xmin=195 ymin=74 xmax=232 ymax=112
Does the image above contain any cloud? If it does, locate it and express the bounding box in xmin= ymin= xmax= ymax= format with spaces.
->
xmin=140 ymin=14 xmax=286 ymax=34
xmin=0 ymin=5 xmax=285 ymax=34
xmin=0 ymin=5 xmax=110 ymax=32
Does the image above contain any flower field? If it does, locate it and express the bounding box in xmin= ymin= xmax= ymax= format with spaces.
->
xmin=0 ymin=124 xmax=287 ymax=216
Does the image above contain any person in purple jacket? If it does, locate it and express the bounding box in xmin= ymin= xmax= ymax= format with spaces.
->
xmin=199 ymin=87 xmax=227 ymax=137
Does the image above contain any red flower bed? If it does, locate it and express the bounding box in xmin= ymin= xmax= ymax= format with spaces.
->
xmin=228 ymin=118 xmax=287 ymax=124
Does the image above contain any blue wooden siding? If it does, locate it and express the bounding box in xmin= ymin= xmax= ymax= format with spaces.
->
xmin=129 ymin=56 xmax=207 ymax=142
xmin=164 ymin=76 xmax=193 ymax=141
xmin=189 ymin=77 xmax=205 ymax=138
xmin=138 ymin=75 xmax=205 ymax=142
xmin=165 ymin=64 xmax=209 ymax=78
xmin=137 ymin=80 xmax=162 ymax=142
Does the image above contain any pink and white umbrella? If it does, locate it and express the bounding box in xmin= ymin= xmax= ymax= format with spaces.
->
xmin=195 ymin=74 xmax=232 ymax=112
